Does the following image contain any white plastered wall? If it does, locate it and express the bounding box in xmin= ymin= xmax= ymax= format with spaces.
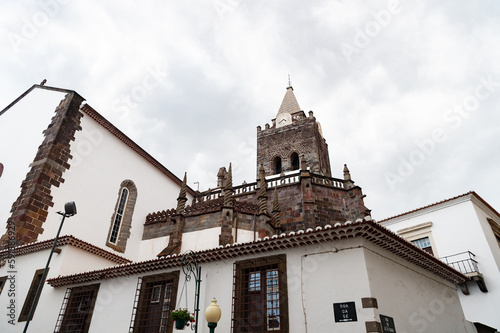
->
xmin=0 ymin=245 xmax=121 ymax=332
xmin=363 ymin=240 xmax=476 ymax=333
xmin=298 ymin=239 xmax=373 ymax=332
xmin=139 ymin=236 xmax=170 ymax=261
xmin=34 ymin=237 xmax=476 ymax=333
xmin=380 ymin=197 xmax=500 ymax=330
xmin=42 ymin=113 xmax=190 ymax=261
xmin=381 ymin=200 xmax=483 ymax=259
xmin=181 ymin=227 xmax=221 ymax=253
xmin=467 ymin=201 xmax=500 ymax=328
xmin=235 ymin=229 xmax=256 ymax=244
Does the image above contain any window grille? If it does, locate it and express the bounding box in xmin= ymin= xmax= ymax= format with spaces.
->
xmin=232 ymin=255 xmax=288 ymax=332
xmin=129 ymin=271 xmax=179 ymax=333
xmin=129 ymin=276 xmax=144 ymax=331
xmin=54 ymin=284 xmax=100 ymax=333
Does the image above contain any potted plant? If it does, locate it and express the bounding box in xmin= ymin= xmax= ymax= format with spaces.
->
xmin=170 ymin=308 xmax=195 ymax=330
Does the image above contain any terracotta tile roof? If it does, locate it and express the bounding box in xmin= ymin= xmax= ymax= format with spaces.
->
xmin=47 ymin=219 xmax=467 ymax=287
xmin=0 ymin=235 xmax=131 ymax=265
xmin=469 ymin=191 xmax=500 ymax=219
xmin=79 ymin=103 xmax=195 ymax=197
xmin=378 ymin=191 xmax=500 ymax=223
xmin=378 ymin=191 xmax=470 ymax=222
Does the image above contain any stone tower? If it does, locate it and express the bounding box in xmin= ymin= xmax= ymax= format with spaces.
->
xmin=256 ymin=86 xmax=331 ymax=178
xmin=144 ymin=85 xmax=371 ymax=249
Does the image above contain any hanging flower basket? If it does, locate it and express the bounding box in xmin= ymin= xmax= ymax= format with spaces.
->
xmin=170 ymin=308 xmax=195 ymax=330
xmin=175 ymin=319 xmax=187 ymax=330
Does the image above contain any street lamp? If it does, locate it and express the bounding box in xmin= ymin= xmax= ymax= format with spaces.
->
xmin=205 ymin=298 xmax=221 ymax=333
xmin=23 ymin=201 xmax=77 ymax=333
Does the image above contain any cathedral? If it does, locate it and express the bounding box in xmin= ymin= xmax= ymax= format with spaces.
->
xmin=146 ymin=85 xmax=371 ymax=257
xmin=0 ymin=84 xmax=490 ymax=332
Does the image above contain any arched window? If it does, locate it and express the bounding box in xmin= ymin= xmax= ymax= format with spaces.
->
xmin=107 ymin=180 xmax=137 ymax=252
xmin=291 ymin=153 xmax=300 ymax=170
xmin=109 ymin=187 xmax=129 ymax=244
xmin=274 ymin=157 xmax=282 ymax=174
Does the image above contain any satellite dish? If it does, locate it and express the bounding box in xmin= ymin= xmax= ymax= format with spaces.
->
xmin=0 ymin=163 xmax=3 ymax=178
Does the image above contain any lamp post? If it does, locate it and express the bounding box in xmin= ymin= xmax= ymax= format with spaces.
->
xmin=181 ymin=250 xmax=201 ymax=332
xmin=23 ymin=202 xmax=77 ymax=333
xmin=205 ymin=298 xmax=221 ymax=333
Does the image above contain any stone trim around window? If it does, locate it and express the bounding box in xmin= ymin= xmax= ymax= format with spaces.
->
xmin=0 ymin=276 xmax=7 ymax=295
xmin=487 ymin=218 xmax=500 ymax=249
xmin=397 ymin=222 xmax=438 ymax=257
xmin=106 ymin=180 xmax=137 ymax=253
xmin=19 ymin=268 xmax=48 ymax=322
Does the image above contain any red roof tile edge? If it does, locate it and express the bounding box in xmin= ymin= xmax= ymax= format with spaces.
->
xmin=47 ymin=220 xmax=467 ymax=288
xmin=378 ymin=191 xmax=500 ymax=223
xmin=80 ymin=103 xmax=196 ymax=197
xmin=0 ymin=235 xmax=131 ymax=265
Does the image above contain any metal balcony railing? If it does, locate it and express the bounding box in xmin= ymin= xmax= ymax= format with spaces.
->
xmin=439 ymin=251 xmax=479 ymax=275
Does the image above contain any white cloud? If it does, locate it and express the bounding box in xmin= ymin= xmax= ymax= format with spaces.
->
xmin=1 ymin=0 xmax=499 ymax=220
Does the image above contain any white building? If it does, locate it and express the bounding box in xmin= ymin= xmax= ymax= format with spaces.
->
xmin=379 ymin=191 xmax=500 ymax=333
xmin=0 ymin=85 xmax=191 ymax=331
xmin=0 ymin=84 xmax=483 ymax=333
xmin=0 ymin=85 xmax=193 ymax=261
xmin=4 ymin=219 xmax=477 ymax=333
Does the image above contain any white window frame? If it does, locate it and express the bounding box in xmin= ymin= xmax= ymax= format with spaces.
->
xmin=397 ymin=222 xmax=438 ymax=257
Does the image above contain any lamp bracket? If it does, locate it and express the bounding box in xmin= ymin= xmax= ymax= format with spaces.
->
xmin=181 ymin=251 xmax=201 ymax=332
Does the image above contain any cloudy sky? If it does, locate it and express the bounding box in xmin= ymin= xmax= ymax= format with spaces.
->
xmin=1 ymin=0 xmax=499 ymax=220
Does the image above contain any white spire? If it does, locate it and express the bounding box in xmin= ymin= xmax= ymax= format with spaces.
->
xmin=277 ymin=86 xmax=301 ymax=116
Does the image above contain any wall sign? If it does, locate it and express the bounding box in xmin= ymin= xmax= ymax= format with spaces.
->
xmin=380 ymin=315 xmax=396 ymax=333
xmin=333 ymin=301 xmax=357 ymax=322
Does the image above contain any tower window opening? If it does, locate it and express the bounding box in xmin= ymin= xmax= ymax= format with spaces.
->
xmin=274 ymin=157 xmax=282 ymax=175
xmin=291 ymin=153 xmax=299 ymax=171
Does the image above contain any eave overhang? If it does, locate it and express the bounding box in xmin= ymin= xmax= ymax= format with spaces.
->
xmin=0 ymin=235 xmax=131 ymax=265
xmin=46 ymin=220 xmax=467 ymax=288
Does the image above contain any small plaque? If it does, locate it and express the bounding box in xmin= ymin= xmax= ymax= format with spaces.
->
xmin=380 ymin=315 xmax=396 ymax=333
xmin=333 ymin=302 xmax=357 ymax=322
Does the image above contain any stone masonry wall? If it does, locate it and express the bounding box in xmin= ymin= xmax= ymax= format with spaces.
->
xmin=257 ymin=117 xmax=331 ymax=178
xmin=144 ymin=174 xmax=369 ymax=241
xmin=143 ymin=210 xmax=258 ymax=241
xmin=0 ymin=92 xmax=84 ymax=248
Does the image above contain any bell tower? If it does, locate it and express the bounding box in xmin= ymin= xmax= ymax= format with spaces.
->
xmin=256 ymin=86 xmax=331 ymax=178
